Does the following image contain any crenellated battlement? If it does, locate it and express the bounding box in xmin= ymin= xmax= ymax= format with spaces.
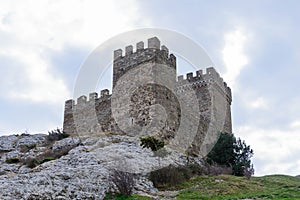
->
xmin=64 ymin=89 xmax=111 ymax=109
xmin=176 ymin=67 xmax=232 ymax=102
xmin=112 ymin=37 xmax=176 ymax=88
xmin=177 ymin=67 xmax=220 ymax=83
xmin=113 ymin=37 xmax=172 ymax=60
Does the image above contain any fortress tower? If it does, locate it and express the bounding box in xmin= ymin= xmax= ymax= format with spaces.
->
xmin=63 ymin=37 xmax=232 ymax=155
xmin=113 ymin=37 xmax=176 ymax=88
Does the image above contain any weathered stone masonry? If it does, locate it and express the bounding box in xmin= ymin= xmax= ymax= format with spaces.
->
xmin=63 ymin=37 xmax=232 ymax=153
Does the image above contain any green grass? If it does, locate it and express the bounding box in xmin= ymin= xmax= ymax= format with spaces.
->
xmin=173 ymin=174 xmax=300 ymax=200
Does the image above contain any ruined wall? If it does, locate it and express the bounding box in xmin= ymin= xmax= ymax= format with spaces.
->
xmin=63 ymin=37 xmax=232 ymax=149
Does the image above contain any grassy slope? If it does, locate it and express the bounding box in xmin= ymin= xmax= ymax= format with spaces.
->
xmin=173 ymin=174 xmax=300 ymax=200
xmin=107 ymin=175 xmax=300 ymax=200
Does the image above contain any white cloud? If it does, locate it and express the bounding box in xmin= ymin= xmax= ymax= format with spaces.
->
xmin=0 ymin=47 xmax=69 ymax=103
xmin=222 ymin=28 xmax=249 ymax=90
xmin=249 ymin=97 xmax=269 ymax=110
xmin=0 ymin=0 xmax=143 ymax=50
xmin=81 ymin=0 xmax=145 ymax=47
xmin=0 ymin=0 xmax=143 ymax=104
xmin=290 ymin=120 xmax=300 ymax=129
xmin=236 ymin=126 xmax=300 ymax=176
xmin=0 ymin=0 xmax=145 ymax=134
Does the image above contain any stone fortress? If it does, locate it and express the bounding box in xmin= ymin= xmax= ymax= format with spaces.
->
xmin=63 ymin=37 xmax=232 ymax=155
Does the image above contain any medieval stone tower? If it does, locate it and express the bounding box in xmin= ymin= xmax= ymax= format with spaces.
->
xmin=63 ymin=37 xmax=232 ymax=155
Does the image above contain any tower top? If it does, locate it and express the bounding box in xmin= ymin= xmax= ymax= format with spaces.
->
xmin=112 ymin=37 xmax=175 ymax=88
xmin=113 ymin=36 xmax=168 ymax=60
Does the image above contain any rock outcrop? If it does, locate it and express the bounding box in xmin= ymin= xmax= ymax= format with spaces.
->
xmin=0 ymin=133 xmax=189 ymax=199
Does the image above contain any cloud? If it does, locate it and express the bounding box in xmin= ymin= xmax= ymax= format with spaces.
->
xmin=0 ymin=0 xmax=143 ymax=104
xmin=249 ymin=97 xmax=269 ymax=110
xmin=0 ymin=0 xmax=144 ymax=134
xmin=80 ymin=0 xmax=146 ymax=47
xmin=0 ymin=0 xmax=143 ymax=49
xmin=290 ymin=120 xmax=300 ymax=129
xmin=222 ymin=28 xmax=249 ymax=90
xmin=0 ymin=47 xmax=69 ymax=103
xmin=237 ymin=126 xmax=300 ymax=176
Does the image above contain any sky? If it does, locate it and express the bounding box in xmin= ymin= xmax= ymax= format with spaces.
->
xmin=0 ymin=0 xmax=300 ymax=176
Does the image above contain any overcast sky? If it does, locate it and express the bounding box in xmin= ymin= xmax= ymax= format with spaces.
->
xmin=0 ymin=0 xmax=299 ymax=176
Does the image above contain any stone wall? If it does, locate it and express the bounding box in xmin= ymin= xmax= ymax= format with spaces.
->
xmin=63 ymin=89 xmax=118 ymax=136
xmin=63 ymin=37 xmax=232 ymax=156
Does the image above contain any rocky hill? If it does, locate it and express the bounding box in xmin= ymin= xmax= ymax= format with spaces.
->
xmin=0 ymin=133 xmax=189 ymax=199
xmin=1 ymin=133 xmax=300 ymax=200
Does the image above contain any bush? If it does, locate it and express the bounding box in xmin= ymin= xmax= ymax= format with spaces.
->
xmin=206 ymin=132 xmax=235 ymax=167
xmin=206 ymin=132 xmax=254 ymax=177
xmin=47 ymin=128 xmax=69 ymax=142
xmin=149 ymin=165 xmax=192 ymax=189
xmin=149 ymin=163 xmax=234 ymax=189
xmin=232 ymin=138 xmax=254 ymax=176
xmin=140 ymin=136 xmax=164 ymax=152
xmin=186 ymin=163 xmax=208 ymax=175
xmin=110 ymin=169 xmax=135 ymax=197
xmin=206 ymin=163 xmax=232 ymax=176
xmin=23 ymin=158 xmax=39 ymax=168
xmin=140 ymin=136 xmax=167 ymax=167
xmin=244 ymin=164 xmax=255 ymax=179
xmin=19 ymin=144 xmax=36 ymax=153
xmin=21 ymin=143 xmax=78 ymax=168
xmin=186 ymin=163 xmax=232 ymax=176
xmin=5 ymin=158 xmax=20 ymax=164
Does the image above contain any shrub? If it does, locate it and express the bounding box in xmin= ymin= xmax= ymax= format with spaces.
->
xmin=140 ymin=136 xmax=167 ymax=166
xmin=21 ymin=143 xmax=78 ymax=168
xmin=51 ymin=143 xmax=78 ymax=158
xmin=19 ymin=144 xmax=36 ymax=153
xmin=140 ymin=136 xmax=164 ymax=152
xmin=232 ymin=138 xmax=254 ymax=177
xmin=23 ymin=158 xmax=39 ymax=168
xmin=244 ymin=164 xmax=255 ymax=179
xmin=0 ymin=149 xmax=10 ymax=153
xmin=47 ymin=128 xmax=69 ymax=142
xmin=185 ymin=163 xmax=232 ymax=176
xmin=149 ymin=163 xmax=233 ymax=189
xmin=186 ymin=163 xmax=208 ymax=176
xmin=149 ymin=165 xmax=192 ymax=189
xmin=206 ymin=132 xmax=254 ymax=177
xmin=206 ymin=132 xmax=235 ymax=167
xmin=206 ymin=163 xmax=232 ymax=176
xmin=5 ymin=158 xmax=20 ymax=164
xmin=110 ymin=169 xmax=135 ymax=197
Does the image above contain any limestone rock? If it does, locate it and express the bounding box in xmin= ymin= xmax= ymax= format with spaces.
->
xmin=0 ymin=133 xmax=187 ymax=199
xmin=0 ymin=135 xmax=18 ymax=152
